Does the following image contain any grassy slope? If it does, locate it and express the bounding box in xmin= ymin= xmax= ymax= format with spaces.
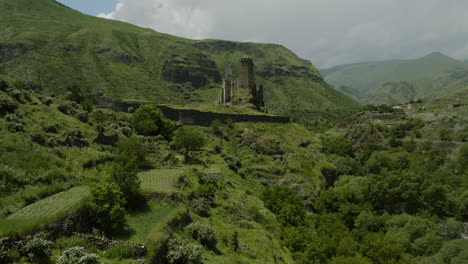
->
xmin=0 ymin=0 xmax=359 ymax=121
xmin=324 ymin=52 xmax=468 ymax=104
xmin=425 ymin=85 xmax=468 ymax=116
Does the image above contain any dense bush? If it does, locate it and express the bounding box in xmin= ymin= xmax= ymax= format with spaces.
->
xmin=87 ymin=180 xmax=127 ymax=235
xmin=262 ymin=185 xmax=306 ymax=227
xmin=58 ymin=101 xmax=89 ymax=122
xmin=0 ymin=96 xmax=18 ymax=113
xmin=174 ymin=126 xmax=206 ymax=163
xmin=321 ymin=136 xmax=355 ymax=157
xmin=166 ymin=238 xmax=201 ymax=264
xmin=57 ymin=128 xmax=89 ymax=147
xmin=20 ymin=233 xmax=52 ymax=263
xmin=65 ymin=83 xmax=97 ymax=113
xmin=190 ymin=198 xmax=212 ymax=217
xmin=0 ymin=80 xmax=9 ymax=91
xmin=5 ymin=113 xmax=26 ymax=132
xmin=57 ymin=246 xmax=100 ymax=264
xmin=132 ymin=104 xmax=175 ymax=138
xmin=115 ymin=135 xmax=146 ymax=164
xmin=110 ymin=157 xmax=144 ymax=209
xmin=185 ymin=222 xmax=217 ymax=249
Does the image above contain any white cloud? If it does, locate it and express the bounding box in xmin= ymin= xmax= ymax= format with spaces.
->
xmin=98 ymin=0 xmax=213 ymax=39
xmin=98 ymin=0 xmax=468 ymax=68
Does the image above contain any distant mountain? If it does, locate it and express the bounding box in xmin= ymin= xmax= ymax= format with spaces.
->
xmin=323 ymin=52 xmax=468 ymax=104
xmin=319 ymin=62 xmax=367 ymax=77
xmin=0 ymin=0 xmax=359 ymax=121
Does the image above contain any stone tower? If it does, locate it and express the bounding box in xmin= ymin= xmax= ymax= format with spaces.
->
xmin=239 ymin=58 xmax=256 ymax=94
xmin=218 ymin=58 xmax=265 ymax=109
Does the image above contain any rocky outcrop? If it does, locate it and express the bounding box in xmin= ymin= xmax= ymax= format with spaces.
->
xmin=257 ymin=62 xmax=326 ymax=85
xmin=192 ymin=41 xmax=265 ymax=58
xmin=162 ymin=52 xmax=221 ymax=89
xmin=0 ymin=43 xmax=31 ymax=63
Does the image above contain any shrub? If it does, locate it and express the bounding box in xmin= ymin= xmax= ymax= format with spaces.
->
xmin=20 ymin=233 xmax=52 ymax=263
xmin=55 ymin=236 xmax=94 ymax=250
xmin=87 ymin=180 xmax=127 ymax=235
xmin=190 ymin=198 xmax=211 ymax=217
xmin=321 ymin=136 xmax=354 ymax=157
xmin=104 ymin=244 xmax=135 ymax=260
xmin=132 ymin=104 xmax=175 ymax=138
xmin=7 ymin=121 xmax=25 ymax=133
xmin=31 ymin=131 xmax=52 ymax=146
xmin=0 ymin=96 xmax=18 ymax=113
xmin=0 ymin=80 xmax=9 ymax=91
xmin=185 ymin=222 xmax=217 ymax=249
xmin=174 ymin=126 xmax=206 ymax=159
xmin=8 ymin=89 xmax=23 ymax=101
xmin=57 ymin=246 xmax=100 ymax=264
xmin=57 ymin=128 xmax=89 ymax=147
xmin=166 ymin=238 xmax=201 ymax=264
xmin=115 ymin=135 xmax=146 ymax=163
xmin=39 ymin=96 xmax=53 ymax=106
xmin=262 ymin=185 xmax=306 ymax=227
xmin=58 ymin=101 xmax=80 ymax=116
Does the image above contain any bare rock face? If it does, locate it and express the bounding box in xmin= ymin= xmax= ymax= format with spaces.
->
xmin=192 ymin=41 xmax=265 ymax=58
xmin=161 ymin=52 xmax=221 ymax=89
xmin=0 ymin=43 xmax=31 ymax=63
xmin=257 ymin=62 xmax=325 ymax=85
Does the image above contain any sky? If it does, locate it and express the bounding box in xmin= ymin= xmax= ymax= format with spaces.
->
xmin=57 ymin=0 xmax=468 ymax=69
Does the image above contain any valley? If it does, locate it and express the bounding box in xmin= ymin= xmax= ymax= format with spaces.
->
xmin=0 ymin=1 xmax=467 ymax=264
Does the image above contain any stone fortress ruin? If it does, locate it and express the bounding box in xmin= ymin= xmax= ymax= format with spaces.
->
xmin=218 ymin=58 xmax=265 ymax=109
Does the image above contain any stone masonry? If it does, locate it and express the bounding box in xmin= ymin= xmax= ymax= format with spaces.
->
xmin=218 ymin=58 xmax=265 ymax=109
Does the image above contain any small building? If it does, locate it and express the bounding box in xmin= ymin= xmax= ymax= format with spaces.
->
xmin=392 ymin=106 xmax=405 ymax=113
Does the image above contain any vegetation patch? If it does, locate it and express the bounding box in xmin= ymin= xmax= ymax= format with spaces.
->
xmin=138 ymin=169 xmax=184 ymax=194
xmin=7 ymin=186 xmax=90 ymax=221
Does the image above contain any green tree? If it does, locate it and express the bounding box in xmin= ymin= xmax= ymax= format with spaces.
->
xmin=115 ymin=136 xmax=146 ymax=165
xmin=110 ymin=157 xmax=143 ymax=209
xmin=66 ymin=83 xmax=96 ymax=112
xmin=87 ymin=180 xmax=126 ymax=235
xmin=132 ymin=105 xmax=174 ymax=138
xmin=321 ymin=136 xmax=355 ymax=157
xmin=174 ymin=126 xmax=206 ymax=162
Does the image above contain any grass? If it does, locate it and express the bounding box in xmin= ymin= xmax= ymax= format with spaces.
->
xmin=7 ymin=186 xmax=90 ymax=220
xmin=0 ymin=186 xmax=90 ymax=235
xmin=138 ymin=168 xmax=184 ymax=194
xmin=116 ymin=200 xmax=182 ymax=244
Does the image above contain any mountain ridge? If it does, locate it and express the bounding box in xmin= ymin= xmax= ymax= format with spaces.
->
xmin=322 ymin=52 xmax=468 ymax=104
xmin=0 ymin=0 xmax=359 ymax=122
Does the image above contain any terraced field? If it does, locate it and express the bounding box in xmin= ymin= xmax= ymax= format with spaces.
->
xmin=138 ymin=168 xmax=184 ymax=194
xmin=118 ymin=200 xmax=182 ymax=244
xmin=7 ymin=186 xmax=90 ymax=220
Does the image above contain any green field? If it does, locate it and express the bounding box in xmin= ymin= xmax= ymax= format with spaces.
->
xmin=7 ymin=186 xmax=90 ymax=220
xmin=0 ymin=186 xmax=90 ymax=235
xmin=138 ymin=168 xmax=184 ymax=194
xmin=117 ymin=200 xmax=182 ymax=244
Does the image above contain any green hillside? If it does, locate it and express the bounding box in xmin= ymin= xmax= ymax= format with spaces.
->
xmin=0 ymin=0 xmax=359 ymax=121
xmin=324 ymin=52 xmax=468 ymax=104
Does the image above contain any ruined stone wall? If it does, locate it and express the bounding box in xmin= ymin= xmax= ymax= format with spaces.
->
xmin=98 ymin=96 xmax=290 ymax=126
xmin=239 ymin=58 xmax=255 ymax=91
